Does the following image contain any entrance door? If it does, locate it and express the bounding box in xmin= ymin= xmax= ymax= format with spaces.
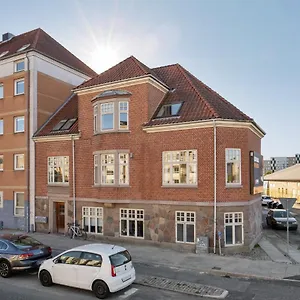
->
xmin=55 ymin=202 xmax=65 ymax=233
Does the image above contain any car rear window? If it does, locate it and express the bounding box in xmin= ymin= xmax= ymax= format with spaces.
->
xmin=10 ymin=236 xmax=42 ymax=248
xmin=109 ymin=250 xmax=131 ymax=267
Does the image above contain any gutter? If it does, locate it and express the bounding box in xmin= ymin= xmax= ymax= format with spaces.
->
xmin=71 ymin=135 xmax=76 ymax=226
xmin=213 ymin=120 xmax=217 ymax=254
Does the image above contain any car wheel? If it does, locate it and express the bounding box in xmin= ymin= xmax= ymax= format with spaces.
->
xmin=39 ymin=270 xmax=53 ymax=287
xmin=93 ymin=280 xmax=110 ymax=299
xmin=0 ymin=260 xmax=12 ymax=278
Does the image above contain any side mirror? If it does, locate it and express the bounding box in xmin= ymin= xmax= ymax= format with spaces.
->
xmin=54 ymin=258 xmax=62 ymax=264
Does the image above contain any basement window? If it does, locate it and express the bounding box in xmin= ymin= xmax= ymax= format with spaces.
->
xmin=157 ymin=102 xmax=182 ymax=118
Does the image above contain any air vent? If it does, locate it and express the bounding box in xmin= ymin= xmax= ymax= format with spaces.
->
xmin=2 ymin=32 xmax=14 ymax=42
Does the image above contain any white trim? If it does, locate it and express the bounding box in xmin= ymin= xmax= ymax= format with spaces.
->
xmin=0 ymin=154 xmax=3 ymax=171
xmin=14 ymin=116 xmax=25 ymax=133
xmin=120 ymin=208 xmax=144 ymax=239
xmin=119 ymin=101 xmax=129 ymax=130
xmin=224 ymin=212 xmax=244 ymax=246
xmin=75 ymin=76 xmax=169 ymax=95
xmin=14 ymin=192 xmax=25 ymax=217
xmin=0 ymin=191 xmax=3 ymax=208
xmin=175 ymin=211 xmax=196 ymax=244
xmin=33 ymin=134 xmax=80 ymax=142
xmin=0 ymin=119 xmax=3 ymax=135
xmin=0 ymin=83 xmax=3 ymax=99
xmin=225 ymin=148 xmax=242 ymax=186
xmin=144 ymin=119 xmax=265 ymax=139
xmin=14 ymin=154 xmax=25 ymax=170
xmin=14 ymin=78 xmax=25 ymax=96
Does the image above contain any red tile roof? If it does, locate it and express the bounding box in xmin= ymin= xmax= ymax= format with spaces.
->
xmin=34 ymin=94 xmax=79 ymax=137
xmin=0 ymin=28 xmax=96 ymax=77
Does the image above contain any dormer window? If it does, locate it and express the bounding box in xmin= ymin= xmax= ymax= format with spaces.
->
xmin=0 ymin=51 xmax=9 ymax=58
xmin=51 ymin=118 xmax=77 ymax=132
xmin=17 ymin=44 xmax=30 ymax=52
xmin=157 ymin=102 xmax=182 ymax=118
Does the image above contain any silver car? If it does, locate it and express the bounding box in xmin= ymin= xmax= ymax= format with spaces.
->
xmin=266 ymin=209 xmax=298 ymax=230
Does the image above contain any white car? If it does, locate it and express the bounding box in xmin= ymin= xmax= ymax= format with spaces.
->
xmin=38 ymin=243 xmax=136 ymax=299
xmin=261 ymin=195 xmax=273 ymax=206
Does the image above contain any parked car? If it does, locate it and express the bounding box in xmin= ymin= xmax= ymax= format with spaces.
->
xmin=266 ymin=209 xmax=298 ymax=230
xmin=0 ymin=234 xmax=52 ymax=278
xmin=261 ymin=195 xmax=273 ymax=206
xmin=38 ymin=243 xmax=136 ymax=299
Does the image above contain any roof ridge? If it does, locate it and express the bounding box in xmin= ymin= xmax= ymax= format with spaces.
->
xmin=32 ymin=28 xmax=42 ymax=48
xmin=33 ymin=93 xmax=76 ymax=137
xmin=183 ymin=67 xmax=252 ymax=121
xmin=176 ymin=64 xmax=219 ymax=118
xmin=152 ymin=63 xmax=179 ymax=71
xmin=130 ymin=56 xmax=150 ymax=75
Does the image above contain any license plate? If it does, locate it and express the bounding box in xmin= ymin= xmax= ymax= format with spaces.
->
xmin=122 ymin=275 xmax=131 ymax=283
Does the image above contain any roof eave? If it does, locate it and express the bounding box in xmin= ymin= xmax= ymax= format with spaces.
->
xmin=33 ymin=133 xmax=80 ymax=142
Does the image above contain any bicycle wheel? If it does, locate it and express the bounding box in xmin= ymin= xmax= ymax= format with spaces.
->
xmin=68 ymin=227 xmax=74 ymax=239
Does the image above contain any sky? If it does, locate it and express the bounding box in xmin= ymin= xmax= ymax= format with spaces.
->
xmin=1 ymin=0 xmax=300 ymax=159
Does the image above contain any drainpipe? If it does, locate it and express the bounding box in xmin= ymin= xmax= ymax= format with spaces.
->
xmin=72 ymin=135 xmax=76 ymax=225
xmin=25 ymin=52 xmax=30 ymax=232
xmin=213 ymin=119 xmax=217 ymax=254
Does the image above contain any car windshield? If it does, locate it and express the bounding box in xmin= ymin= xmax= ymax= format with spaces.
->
xmin=109 ymin=250 xmax=131 ymax=267
xmin=273 ymin=211 xmax=293 ymax=218
xmin=10 ymin=236 xmax=42 ymax=248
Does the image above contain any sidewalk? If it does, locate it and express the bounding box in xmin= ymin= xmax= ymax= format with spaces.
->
xmin=8 ymin=231 xmax=300 ymax=281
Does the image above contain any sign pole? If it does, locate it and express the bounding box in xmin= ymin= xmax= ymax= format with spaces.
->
xmin=287 ymin=198 xmax=289 ymax=255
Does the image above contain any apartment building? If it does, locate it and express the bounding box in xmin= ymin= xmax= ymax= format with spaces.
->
xmin=264 ymin=154 xmax=300 ymax=174
xmin=0 ymin=28 xmax=96 ymax=230
xmin=33 ymin=56 xmax=265 ymax=253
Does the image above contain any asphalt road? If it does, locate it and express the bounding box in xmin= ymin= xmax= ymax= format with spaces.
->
xmin=2 ymin=257 xmax=300 ymax=300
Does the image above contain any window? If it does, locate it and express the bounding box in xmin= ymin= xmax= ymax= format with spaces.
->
xmin=14 ymin=154 xmax=25 ymax=170
xmin=14 ymin=79 xmax=25 ymax=95
xmin=176 ymin=211 xmax=195 ymax=243
xmin=14 ymin=192 xmax=24 ymax=216
xmin=225 ymin=149 xmax=241 ymax=185
xmin=0 ymin=191 xmax=3 ymax=208
xmin=120 ymin=209 xmax=144 ymax=238
xmin=48 ymin=156 xmax=69 ymax=184
xmin=0 ymin=51 xmax=8 ymax=58
xmin=82 ymin=207 xmax=103 ymax=234
xmin=224 ymin=212 xmax=244 ymax=246
xmin=0 ymin=155 xmax=3 ymax=171
xmin=14 ymin=60 xmax=25 ymax=72
xmin=109 ymin=250 xmax=131 ymax=267
xmin=119 ymin=101 xmax=128 ymax=129
xmin=0 ymin=84 xmax=3 ymax=99
xmin=58 ymin=251 xmax=81 ymax=265
xmin=163 ymin=150 xmax=197 ymax=186
xmin=17 ymin=44 xmax=30 ymax=52
xmin=79 ymin=252 xmax=102 ymax=267
xmin=93 ymin=100 xmax=129 ymax=133
xmin=101 ymin=103 xmax=114 ymax=131
xmin=94 ymin=152 xmax=129 ymax=186
xmin=14 ymin=116 xmax=25 ymax=133
xmin=52 ymin=119 xmax=67 ymax=131
xmin=0 ymin=119 xmax=3 ymax=134
xmin=157 ymin=102 xmax=182 ymax=118
xmin=0 ymin=241 xmax=8 ymax=250
xmin=60 ymin=118 xmax=77 ymax=130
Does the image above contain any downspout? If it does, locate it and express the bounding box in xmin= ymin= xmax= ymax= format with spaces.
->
xmin=72 ymin=136 xmax=76 ymax=225
xmin=25 ymin=52 xmax=30 ymax=232
xmin=213 ymin=119 xmax=217 ymax=254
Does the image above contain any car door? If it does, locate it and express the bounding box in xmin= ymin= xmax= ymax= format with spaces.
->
xmin=52 ymin=251 xmax=82 ymax=287
xmin=266 ymin=211 xmax=273 ymax=225
xmin=76 ymin=251 xmax=103 ymax=290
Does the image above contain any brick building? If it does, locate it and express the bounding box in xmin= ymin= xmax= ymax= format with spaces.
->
xmin=33 ymin=56 xmax=265 ymax=252
xmin=0 ymin=28 xmax=96 ymax=230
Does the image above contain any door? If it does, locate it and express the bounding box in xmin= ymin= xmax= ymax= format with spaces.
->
xmin=55 ymin=202 xmax=65 ymax=233
xmin=52 ymin=251 xmax=81 ymax=287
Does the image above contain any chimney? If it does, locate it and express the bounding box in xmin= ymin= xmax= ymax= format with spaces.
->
xmin=2 ymin=32 xmax=15 ymax=42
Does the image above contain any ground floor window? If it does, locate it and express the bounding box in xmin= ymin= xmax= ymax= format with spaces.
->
xmin=224 ymin=212 xmax=244 ymax=246
xmin=82 ymin=207 xmax=103 ymax=234
xmin=14 ymin=192 xmax=24 ymax=216
xmin=176 ymin=211 xmax=195 ymax=243
xmin=120 ymin=209 xmax=144 ymax=238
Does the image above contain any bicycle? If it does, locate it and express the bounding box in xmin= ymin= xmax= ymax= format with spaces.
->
xmin=67 ymin=221 xmax=87 ymax=240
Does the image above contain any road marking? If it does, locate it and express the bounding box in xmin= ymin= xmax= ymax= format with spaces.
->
xmin=119 ymin=287 xmax=139 ymax=299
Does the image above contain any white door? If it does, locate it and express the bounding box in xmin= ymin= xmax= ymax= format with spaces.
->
xmin=52 ymin=251 xmax=82 ymax=287
xmin=76 ymin=251 xmax=103 ymax=290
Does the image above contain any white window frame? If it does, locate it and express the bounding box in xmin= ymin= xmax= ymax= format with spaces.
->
xmin=14 ymin=60 xmax=25 ymax=73
xmin=119 ymin=101 xmax=129 ymax=130
xmin=0 ymin=84 xmax=3 ymax=99
xmin=0 ymin=154 xmax=3 ymax=171
xmin=93 ymin=105 xmax=98 ymax=133
xmin=14 ymin=192 xmax=25 ymax=217
xmin=120 ymin=209 xmax=144 ymax=239
xmin=0 ymin=191 xmax=3 ymax=208
xmin=100 ymin=102 xmax=114 ymax=131
xmin=0 ymin=119 xmax=3 ymax=135
xmin=175 ymin=211 xmax=196 ymax=244
xmin=82 ymin=207 xmax=103 ymax=235
xmin=162 ymin=150 xmax=197 ymax=186
xmin=14 ymin=116 xmax=25 ymax=133
xmin=14 ymin=154 xmax=25 ymax=170
xmin=224 ymin=212 xmax=244 ymax=246
xmin=94 ymin=151 xmax=129 ymax=186
xmin=14 ymin=78 xmax=25 ymax=95
xmin=47 ymin=156 xmax=69 ymax=184
xmin=225 ymin=148 xmax=242 ymax=186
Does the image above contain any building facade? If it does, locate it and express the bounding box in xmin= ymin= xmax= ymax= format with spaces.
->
xmin=33 ymin=56 xmax=265 ymax=253
xmin=0 ymin=28 xmax=96 ymax=230
xmin=264 ymin=154 xmax=300 ymax=174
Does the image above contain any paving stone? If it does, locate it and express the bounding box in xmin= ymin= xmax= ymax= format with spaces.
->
xmin=135 ymin=275 xmax=229 ymax=298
